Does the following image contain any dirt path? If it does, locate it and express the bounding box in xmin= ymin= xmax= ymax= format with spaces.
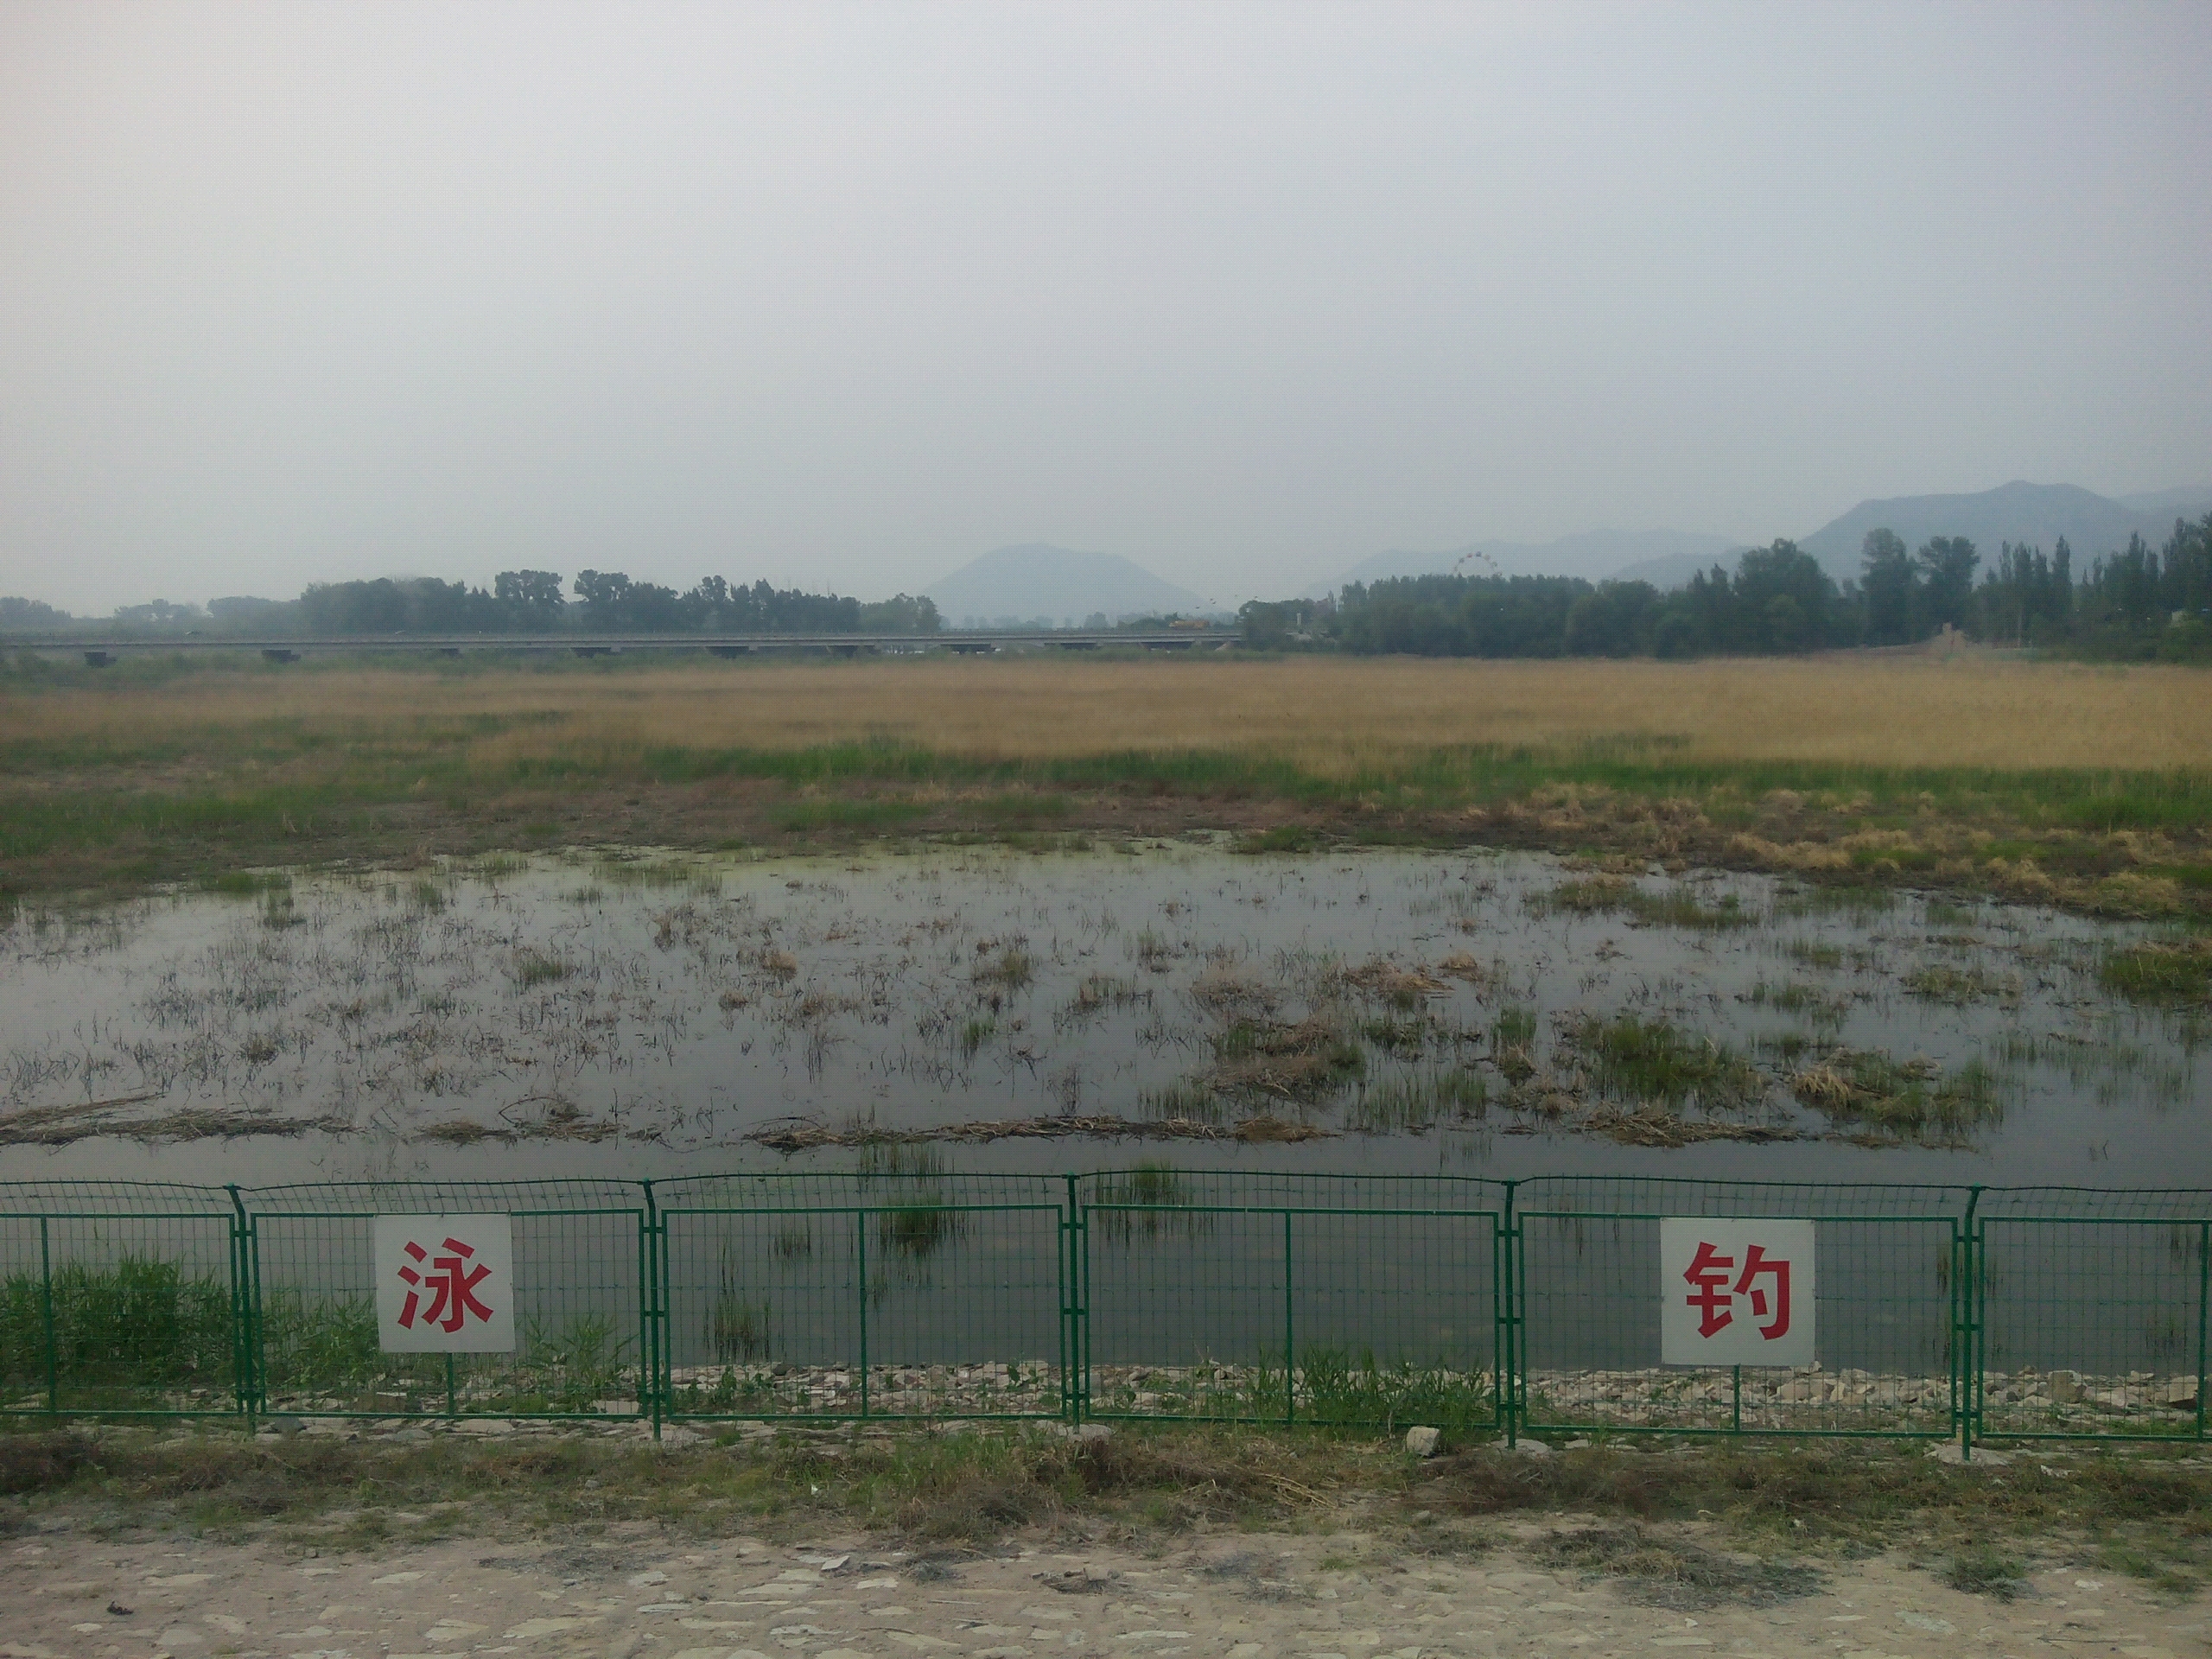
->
xmin=8 ymin=1521 xmax=2205 ymax=1659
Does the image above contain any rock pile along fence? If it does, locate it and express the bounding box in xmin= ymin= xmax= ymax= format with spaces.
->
xmin=0 ymin=1173 xmax=2202 ymax=1455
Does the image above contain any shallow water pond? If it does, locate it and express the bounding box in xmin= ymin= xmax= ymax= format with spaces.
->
xmin=0 ymin=840 xmax=2203 ymax=1187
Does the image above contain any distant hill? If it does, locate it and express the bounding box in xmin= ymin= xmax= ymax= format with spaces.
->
xmin=1795 ymin=481 xmax=2196 ymax=581
xmin=2113 ymin=485 xmax=2212 ymax=518
xmin=1306 ymin=529 xmax=1744 ymax=599
xmin=924 ymin=543 xmax=1207 ymax=627
xmin=1606 ymin=548 xmax=1744 ymax=590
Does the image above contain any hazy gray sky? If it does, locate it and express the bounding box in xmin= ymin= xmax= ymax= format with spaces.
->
xmin=3 ymin=1 xmax=2209 ymax=612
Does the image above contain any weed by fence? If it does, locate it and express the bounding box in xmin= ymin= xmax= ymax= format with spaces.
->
xmin=0 ymin=1173 xmax=2201 ymax=1455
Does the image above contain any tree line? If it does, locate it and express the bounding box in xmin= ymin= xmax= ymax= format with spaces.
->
xmin=0 ymin=572 xmax=942 ymax=637
xmin=297 ymin=570 xmax=940 ymax=635
xmin=1240 ymin=514 xmax=2212 ymax=662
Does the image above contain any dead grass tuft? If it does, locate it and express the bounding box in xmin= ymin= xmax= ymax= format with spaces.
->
xmin=1531 ymin=1523 xmax=1823 ymax=1608
xmin=0 ymin=1431 xmax=89 ymax=1494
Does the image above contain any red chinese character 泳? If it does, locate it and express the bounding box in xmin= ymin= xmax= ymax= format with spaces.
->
xmin=395 ymin=1236 xmax=496 ymax=1332
xmin=1682 ymin=1240 xmax=1736 ymax=1336
xmin=1732 ymin=1243 xmax=1791 ymax=1339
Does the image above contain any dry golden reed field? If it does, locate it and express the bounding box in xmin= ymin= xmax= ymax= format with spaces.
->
xmin=12 ymin=653 xmax=2212 ymax=775
xmin=5 ymin=652 xmax=2209 ymax=905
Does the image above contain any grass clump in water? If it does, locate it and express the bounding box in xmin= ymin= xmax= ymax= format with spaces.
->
xmin=1789 ymin=1049 xmax=2002 ymax=1139
xmin=1904 ymin=963 xmax=2010 ymax=1005
xmin=1489 ymin=1005 xmax=1540 ymax=1082
xmin=1209 ymin=1016 xmax=1364 ymax=1101
xmin=1059 ymin=973 xmax=1148 ymax=1027
xmin=1137 ymin=1080 xmax=1220 ymax=1122
xmin=858 ymin=1142 xmax=963 ymax=1262
xmin=511 ymin=948 xmax=573 ymax=988
xmin=973 ymin=945 xmax=1033 ymax=989
xmin=1535 ymin=876 xmax=1755 ymax=930
xmin=2099 ymin=937 xmax=2212 ymax=1006
xmin=1565 ymin=1014 xmax=1764 ymax=1113
xmin=1094 ymin=1160 xmax=1214 ymax=1243
xmin=1347 ymin=1070 xmax=1487 ymax=1131
xmin=1783 ymin=938 xmax=1847 ymax=969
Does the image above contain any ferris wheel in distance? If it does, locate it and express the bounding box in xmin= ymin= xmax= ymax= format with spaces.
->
xmin=1451 ymin=549 xmax=1502 ymax=579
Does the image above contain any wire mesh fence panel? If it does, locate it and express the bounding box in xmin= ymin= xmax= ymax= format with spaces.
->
xmin=1281 ymin=1209 xmax=1503 ymax=1433
xmin=1073 ymin=1170 xmax=1507 ymax=1424
xmin=660 ymin=1202 xmax=1066 ymax=1420
xmin=1515 ymin=1177 xmax=1967 ymax=1439
xmin=0 ymin=1208 xmax=241 ymax=1416
xmin=655 ymin=1172 xmax=1069 ymax=1214
xmin=1082 ymin=1205 xmax=1289 ymax=1421
xmin=3 ymin=1172 xmax=2207 ymax=1446
xmin=1080 ymin=1171 xmax=1509 ymax=1215
xmin=244 ymin=1181 xmax=649 ymax=1420
xmin=1975 ymin=1191 xmax=2209 ymax=1442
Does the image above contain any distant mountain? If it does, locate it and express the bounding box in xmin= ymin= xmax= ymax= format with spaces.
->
xmin=1606 ymin=549 xmax=1743 ymax=590
xmin=924 ymin=543 xmax=1207 ymax=627
xmin=1306 ymin=529 xmax=1744 ymax=599
xmin=2113 ymin=485 xmax=2212 ymax=518
xmin=1796 ymin=481 xmax=2193 ymax=582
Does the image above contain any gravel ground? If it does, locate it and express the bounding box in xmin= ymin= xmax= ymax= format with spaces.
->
xmin=7 ymin=1518 xmax=2207 ymax=1659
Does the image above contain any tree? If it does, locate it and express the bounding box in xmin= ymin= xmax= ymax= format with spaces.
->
xmin=1914 ymin=537 xmax=1979 ymax=632
xmin=858 ymin=593 xmax=942 ymax=633
xmin=1 ymin=595 xmax=74 ymax=629
xmin=495 ymin=570 xmax=565 ymax=629
xmin=1859 ymin=529 xmax=1915 ymax=645
xmin=1561 ymin=582 xmax=1658 ymax=657
xmin=1731 ymin=540 xmax=1836 ymax=652
xmin=571 ymin=570 xmax=633 ymax=631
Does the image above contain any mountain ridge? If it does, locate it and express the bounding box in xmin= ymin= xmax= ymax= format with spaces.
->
xmin=923 ymin=543 xmax=1207 ymax=626
xmin=1303 ymin=528 xmax=1745 ymax=599
xmin=1794 ymin=480 xmax=2199 ymax=581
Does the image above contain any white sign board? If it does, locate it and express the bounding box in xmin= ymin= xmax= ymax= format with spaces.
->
xmin=1660 ymin=1217 xmax=1815 ymax=1368
xmin=373 ymin=1215 xmax=516 ymax=1353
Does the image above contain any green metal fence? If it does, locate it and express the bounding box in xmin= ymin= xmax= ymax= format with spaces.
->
xmin=0 ymin=1173 xmax=2202 ymax=1452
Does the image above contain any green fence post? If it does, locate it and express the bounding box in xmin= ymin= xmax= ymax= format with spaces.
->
xmin=1732 ymin=1365 xmax=1742 ymax=1436
xmin=1282 ymin=1211 xmax=1294 ymax=1427
xmin=1500 ymin=1180 xmax=1518 ymax=1447
xmin=857 ymin=1211 xmax=870 ymax=1420
xmin=226 ymin=1185 xmax=251 ymax=1421
xmin=641 ymin=1176 xmax=664 ymax=1433
xmin=2196 ymin=1220 xmax=2208 ymax=1446
xmin=1061 ymin=1173 xmax=1078 ymax=1425
xmin=38 ymin=1216 xmax=58 ymax=1418
xmin=635 ymin=1183 xmax=656 ymax=1427
xmin=1973 ymin=1185 xmax=1991 ymax=1459
xmin=245 ymin=1203 xmax=265 ymax=1415
xmin=1075 ymin=1178 xmax=1090 ymax=1424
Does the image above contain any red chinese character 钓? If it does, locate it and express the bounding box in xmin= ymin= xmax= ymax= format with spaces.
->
xmin=1733 ymin=1243 xmax=1791 ymax=1340
xmin=1682 ymin=1240 xmax=1736 ymax=1337
xmin=1681 ymin=1239 xmax=1794 ymax=1344
xmin=394 ymin=1236 xmax=497 ymax=1332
